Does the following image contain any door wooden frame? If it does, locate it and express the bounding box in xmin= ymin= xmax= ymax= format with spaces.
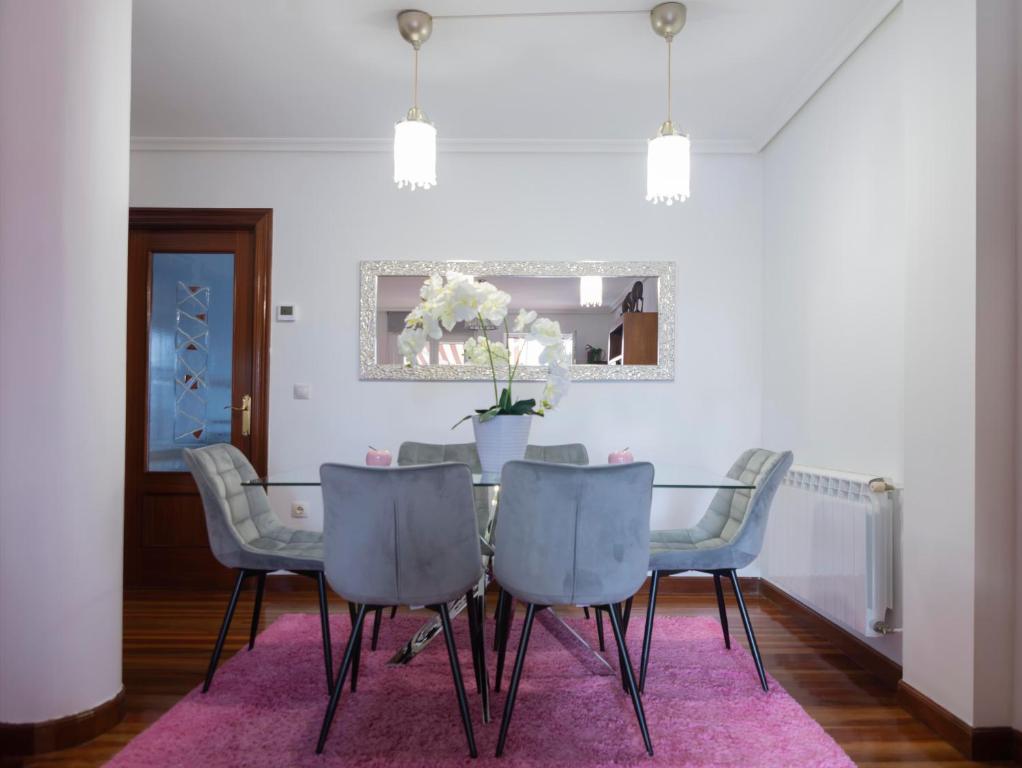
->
xmin=125 ymin=208 xmax=272 ymax=587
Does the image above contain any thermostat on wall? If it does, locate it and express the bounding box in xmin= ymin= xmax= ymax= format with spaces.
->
xmin=276 ymin=304 xmax=297 ymax=322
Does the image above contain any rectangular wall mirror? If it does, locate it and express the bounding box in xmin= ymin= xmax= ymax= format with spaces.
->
xmin=359 ymin=261 xmax=675 ymax=381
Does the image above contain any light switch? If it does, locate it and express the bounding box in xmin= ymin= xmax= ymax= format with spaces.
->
xmin=293 ymin=383 xmax=311 ymax=400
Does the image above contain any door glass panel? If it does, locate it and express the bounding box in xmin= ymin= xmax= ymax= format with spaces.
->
xmin=147 ymin=252 xmax=235 ymax=472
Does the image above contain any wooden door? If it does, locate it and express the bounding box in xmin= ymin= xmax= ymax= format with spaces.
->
xmin=125 ymin=209 xmax=272 ymax=588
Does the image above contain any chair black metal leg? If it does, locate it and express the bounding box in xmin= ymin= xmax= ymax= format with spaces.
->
xmin=492 ymin=586 xmax=504 ymax=651
xmin=504 ymin=598 xmax=516 ymax=644
xmin=713 ymin=573 xmax=731 ymax=650
xmin=495 ymin=603 xmax=537 ymax=757
xmin=639 ymin=571 xmax=660 ymax=694
xmin=467 ymin=591 xmax=491 ymax=719
xmin=203 ymin=570 xmax=247 ymax=693
xmin=616 ymin=598 xmax=634 ymax=692
xmin=468 ymin=592 xmax=485 ymax=692
xmin=494 ymin=588 xmax=512 ymax=692
xmin=465 ymin=593 xmax=480 ymax=690
xmin=248 ymin=572 xmax=266 ymax=650
xmin=346 ymin=602 xmax=362 ymax=692
xmin=622 ymin=596 xmax=633 ymax=634
xmin=474 ymin=590 xmax=491 ymax=723
xmin=438 ymin=603 xmax=478 ymax=758
xmin=316 ymin=572 xmax=333 ymax=693
xmin=607 ymin=603 xmax=654 ymax=756
xmin=371 ymin=607 xmax=383 ymax=651
xmin=352 ymin=606 xmax=364 ymax=692
xmin=727 ymin=570 xmax=768 ymax=692
xmin=390 ymin=605 xmax=398 ymax=619
xmin=583 ymin=606 xmax=590 ymax=620
xmin=316 ymin=604 xmax=368 ymax=754
xmin=595 ymin=606 xmax=606 ymax=651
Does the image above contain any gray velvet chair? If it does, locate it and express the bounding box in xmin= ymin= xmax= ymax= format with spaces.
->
xmin=638 ymin=448 xmax=794 ymax=694
xmin=316 ymin=462 xmax=485 ymax=758
xmin=182 ymin=444 xmax=333 ymax=694
xmin=492 ymin=460 xmax=655 ymax=757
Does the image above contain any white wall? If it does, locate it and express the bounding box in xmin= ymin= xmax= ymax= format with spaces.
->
xmin=129 ymin=150 xmax=764 ymax=535
xmin=760 ymin=4 xmax=905 ymax=663
xmin=761 ymin=0 xmax=1021 ymax=728
xmin=761 ymin=5 xmax=905 ymax=480
xmin=902 ymin=0 xmax=980 ymax=726
xmin=974 ymin=0 xmax=1017 ymax=730
xmin=0 ymin=0 xmax=131 ymax=722
xmin=1017 ymin=2 xmax=1022 ymax=732
xmin=761 ymin=0 xmax=1022 ymax=722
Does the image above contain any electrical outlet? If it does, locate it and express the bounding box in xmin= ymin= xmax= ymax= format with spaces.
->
xmin=291 ymin=502 xmax=308 ymax=519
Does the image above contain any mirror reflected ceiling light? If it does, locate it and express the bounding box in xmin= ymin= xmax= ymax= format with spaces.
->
xmin=579 ymin=276 xmax=603 ymax=307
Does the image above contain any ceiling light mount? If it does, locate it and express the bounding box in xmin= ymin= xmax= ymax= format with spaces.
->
xmin=397 ymin=9 xmax=433 ymax=50
xmin=649 ymin=2 xmax=686 ymax=42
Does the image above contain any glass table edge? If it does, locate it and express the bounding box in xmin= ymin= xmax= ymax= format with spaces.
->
xmin=243 ymin=478 xmax=755 ymax=490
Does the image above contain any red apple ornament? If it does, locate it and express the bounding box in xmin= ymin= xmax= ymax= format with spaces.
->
xmin=366 ymin=446 xmax=393 ymax=466
xmin=608 ymin=447 xmax=634 ymax=464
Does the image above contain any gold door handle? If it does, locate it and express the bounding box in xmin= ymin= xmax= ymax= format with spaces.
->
xmin=224 ymin=394 xmax=252 ymax=436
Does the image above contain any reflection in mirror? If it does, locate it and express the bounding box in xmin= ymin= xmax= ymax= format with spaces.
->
xmin=375 ymin=275 xmax=660 ymax=367
xmin=359 ymin=261 xmax=675 ymax=382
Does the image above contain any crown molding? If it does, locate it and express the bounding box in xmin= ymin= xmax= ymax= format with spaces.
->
xmin=754 ymin=0 xmax=901 ymax=151
xmin=129 ymin=2 xmax=897 ymax=161
xmin=130 ymin=136 xmax=758 ymax=155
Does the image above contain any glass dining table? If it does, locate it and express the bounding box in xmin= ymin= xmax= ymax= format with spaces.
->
xmin=247 ymin=463 xmax=753 ymax=492
xmin=244 ymin=462 xmax=754 ymax=722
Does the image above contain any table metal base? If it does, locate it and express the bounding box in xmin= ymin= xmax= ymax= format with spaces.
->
xmin=388 ymin=592 xmax=615 ymax=675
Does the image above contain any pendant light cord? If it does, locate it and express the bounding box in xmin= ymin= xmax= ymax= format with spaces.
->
xmin=413 ymin=48 xmax=419 ymax=110
xmin=666 ymin=38 xmax=672 ymax=123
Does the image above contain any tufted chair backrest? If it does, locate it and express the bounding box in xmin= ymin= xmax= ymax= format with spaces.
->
xmin=524 ymin=443 xmax=590 ymax=465
xmin=694 ymin=449 xmax=794 ymax=559
xmin=397 ymin=441 xmax=590 ymax=470
xmin=183 ymin=443 xmax=279 ymax=570
xmin=397 ymin=441 xmax=482 ymax=471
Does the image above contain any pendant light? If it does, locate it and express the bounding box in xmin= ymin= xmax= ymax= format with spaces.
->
xmin=394 ymin=10 xmax=436 ymax=190
xmin=579 ymin=276 xmax=603 ymax=307
xmin=646 ymin=2 xmax=690 ymax=205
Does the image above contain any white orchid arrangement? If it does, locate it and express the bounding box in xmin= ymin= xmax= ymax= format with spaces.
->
xmin=397 ymin=272 xmax=571 ymax=426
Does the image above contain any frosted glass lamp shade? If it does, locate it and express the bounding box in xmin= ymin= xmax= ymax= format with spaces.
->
xmin=646 ymin=132 xmax=690 ymax=205
xmin=579 ymin=276 xmax=603 ymax=307
xmin=394 ymin=118 xmax=437 ymax=190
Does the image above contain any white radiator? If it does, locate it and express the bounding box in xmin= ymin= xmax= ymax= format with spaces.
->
xmin=761 ymin=465 xmax=898 ymax=638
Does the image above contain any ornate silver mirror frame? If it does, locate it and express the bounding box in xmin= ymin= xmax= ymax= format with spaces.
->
xmin=359 ymin=260 xmax=675 ymax=381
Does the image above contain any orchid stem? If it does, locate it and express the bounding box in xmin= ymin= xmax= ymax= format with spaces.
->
xmin=503 ymin=318 xmax=515 ymax=402
xmin=510 ymin=330 xmax=524 ymax=381
xmin=479 ymin=313 xmax=500 ymax=406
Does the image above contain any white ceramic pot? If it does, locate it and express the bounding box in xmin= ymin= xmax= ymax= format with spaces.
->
xmin=472 ymin=414 xmax=532 ymax=476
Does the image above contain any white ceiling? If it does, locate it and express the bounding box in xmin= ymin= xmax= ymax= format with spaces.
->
xmin=130 ymin=0 xmax=898 ymax=151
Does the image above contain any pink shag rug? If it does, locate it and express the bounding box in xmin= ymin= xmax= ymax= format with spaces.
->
xmin=106 ymin=612 xmax=853 ymax=767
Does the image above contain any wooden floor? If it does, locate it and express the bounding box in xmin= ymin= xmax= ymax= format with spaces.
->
xmin=5 ymin=587 xmax=1009 ymax=767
